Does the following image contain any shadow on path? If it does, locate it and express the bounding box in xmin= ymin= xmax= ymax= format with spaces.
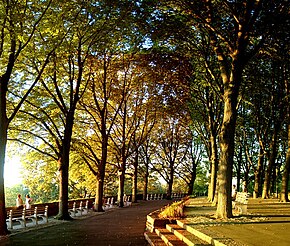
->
xmin=0 ymin=200 xmax=172 ymax=246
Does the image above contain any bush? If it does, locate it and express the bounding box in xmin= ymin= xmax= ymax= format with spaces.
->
xmin=158 ymin=197 xmax=190 ymax=219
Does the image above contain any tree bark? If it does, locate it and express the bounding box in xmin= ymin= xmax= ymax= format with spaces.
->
xmin=0 ymin=41 xmax=16 ymax=234
xmin=262 ymin=130 xmax=278 ymax=199
xmin=132 ymin=152 xmax=138 ymax=203
xmin=94 ymin=136 xmax=108 ymax=212
xmin=56 ymin=113 xmax=75 ymax=220
xmin=166 ymin=163 xmax=174 ymax=199
xmin=118 ymin=168 xmax=125 ymax=207
xmin=143 ymin=163 xmax=149 ymax=200
xmin=280 ymin=69 xmax=290 ymax=202
xmin=280 ymin=124 xmax=290 ymax=202
xmin=253 ymin=147 xmax=264 ymax=198
xmin=95 ymin=178 xmax=105 ymax=212
xmin=216 ymin=90 xmax=237 ymax=218
xmin=208 ymin=134 xmax=218 ymax=202
xmin=187 ymin=164 xmax=197 ymax=195
xmin=0 ymin=114 xmax=9 ymax=235
xmin=216 ymin=62 xmax=242 ymax=218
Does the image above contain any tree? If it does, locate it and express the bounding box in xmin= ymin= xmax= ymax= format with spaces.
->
xmin=176 ymin=131 xmax=206 ymax=195
xmin=0 ymin=0 xmax=60 ymax=234
xmin=75 ymin=51 xmax=131 ymax=211
xmin=152 ymin=117 xmax=190 ymax=199
xmin=156 ymin=0 xmax=289 ymax=218
xmin=281 ymin=62 xmax=290 ymax=202
xmin=139 ymin=136 xmax=156 ymax=200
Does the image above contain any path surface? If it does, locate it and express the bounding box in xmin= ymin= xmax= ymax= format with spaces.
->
xmin=208 ymin=199 xmax=290 ymax=246
xmin=183 ymin=197 xmax=290 ymax=246
xmin=0 ymin=200 xmax=171 ymax=246
xmin=2 ymin=198 xmax=290 ymax=246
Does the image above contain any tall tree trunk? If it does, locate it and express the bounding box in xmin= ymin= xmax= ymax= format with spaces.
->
xmin=57 ymin=155 xmax=71 ymax=219
xmin=216 ymin=103 xmax=236 ymax=218
xmin=281 ymin=70 xmax=290 ymax=202
xmin=0 ymin=119 xmax=9 ymax=235
xmin=216 ymin=65 xmax=241 ymax=219
xmin=166 ymin=180 xmax=173 ymax=200
xmin=236 ymin=144 xmax=243 ymax=192
xmin=132 ymin=171 xmax=137 ymax=203
xmin=118 ymin=167 xmax=125 ymax=207
xmin=166 ymin=164 xmax=174 ymax=199
xmin=208 ymin=134 xmax=218 ymax=202
xmin=253 ymin=147 xmax=264 ymax=198
xmin=95 ymin=167 xmax=105 ymax=212
xmin=95 ymin=137 xmax=108 ymax=212
xmin=95 ymin=176 xmax=105 ymax=212
xmin=56 ymin=112 xmax=75 ymax=220
xmin=143 ymin=163 xmax=149 ymax=200
xmin=281 ymin=124 xmax=290 ymax=202
xmin=262 ymin=130 xmax=278 ymax=199
xmin=132 ymin=153 xmax=138 ymax=203
xmin=188 ymin=167 xmax=197 ymax=195
xmin=0 ymin=28 xmax=21 ymax=235
xmin=187 ymin=181 xmax=194 ymax=196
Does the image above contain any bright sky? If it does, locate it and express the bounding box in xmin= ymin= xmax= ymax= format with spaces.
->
xmin=4 ymin=156 xmax=23 ymax=187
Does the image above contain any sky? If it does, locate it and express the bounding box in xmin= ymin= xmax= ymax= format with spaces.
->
xmin=4 ymin=156 xmax=23 ymax=187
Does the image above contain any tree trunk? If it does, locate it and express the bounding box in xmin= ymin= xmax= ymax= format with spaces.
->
xmin=95 ymin=178 xmax=105 ymax=212
xmin=187 ymin=181 xmax=194 ymax=196
xmin=253 ymin=147 xmax=264 ymax=198
xmin=262 ymin=130 xmax=278 ymax=199
xmin=208 ymin=135 xmax=218 ymax=202
xmin=56 ymin=155 xmax=71 ymax=220
xmin=56 ymin=112 xmax=75 ymax=220
xmin=0 ymin=34 xmax=16 ymax=235
xmin=166 ymin=165 xmax=174 ymax=199
xmin=0 ymin=118 xmax=9 ymax=235
xmin=281 ymin=124 xmax=290 ymax=202
xmin=236 ymin=144 xmax=243 ymax=192
xmin=281 ymin=70 xmax=290 ymax=202
xmin=132 ymin=156 xmax=138 ymax=203
xmin=216 ymin=67 xmax=241 ymax=219
xmin=166 ymin=180 xmax=173 ymax=200
xmin=132 ymin=172 xmax=137 ymax=203
xmin=187 ymin=159 xmax=197 ymax=195
xmin=216 ymin=107 xmax=236 ymax=218
xmin=94 ymin=137 xmax=108 ymax=212
xmin=118 ymin=168 xmax=125 ymax=207
xmin=143 ymin=164 xmax=149 ymax=200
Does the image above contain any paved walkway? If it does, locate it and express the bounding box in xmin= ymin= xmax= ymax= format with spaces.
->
xmin=1 ymin=198 xmax=290 ymax=246
xmin=183 ymin=197 xmax=290 ymax=246
xmin=0 ymin=200 xmax=171 ymax=246
xmin=208 ymin=199 xmax=290 ymax=246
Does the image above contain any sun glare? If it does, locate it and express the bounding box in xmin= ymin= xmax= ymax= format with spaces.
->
xmin=4 ymin=156 xmax=22 ymax=187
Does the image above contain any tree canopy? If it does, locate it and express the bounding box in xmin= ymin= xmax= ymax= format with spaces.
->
xmin=0 ymin=0 xmax=289 ymax=235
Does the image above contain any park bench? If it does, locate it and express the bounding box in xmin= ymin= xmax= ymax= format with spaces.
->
xmin=68 ymin=200 xmax=89 ymax=217
xmin=103 ymin=197 xmax=115 ymax=210
xmin=31 ymin=205 xmax=49 ymax=225
xmin=6 ymin=205 xmax=49 ymax=229
xmin=123 ymin=195 xmax=132 ymax=207
xmin=232 ymin=192 xmax=249 ymax=215
xmin=83 ymin=200 xmax=89 ymax=213
xmin=146 ymin=194 xmax=164 ymax=200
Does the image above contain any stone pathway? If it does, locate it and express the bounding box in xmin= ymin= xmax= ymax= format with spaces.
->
xmin=182 ymin=197 xmax=290 ymax=246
